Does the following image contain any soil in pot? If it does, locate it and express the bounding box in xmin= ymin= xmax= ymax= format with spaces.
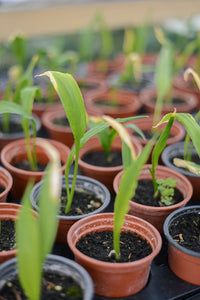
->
xmin=0 ymin=122 xmax=23 ymax=135
xmin=168 ymin=212 xmax=200 ymax=253
xmin=59 ymin=188 xmax=103 ymax=216
xmin=53 ymin=117 xmax=70 ymax=127
xmin=76 ymin=230 xmax=152 ymax=263
xmin=13 ymin=160 xmax=46 ymax=172
xmin=132 ymin=179 xmax=184 ymax=207
xmin=81 ymin=150 xmax=122 ymax=168
xmin=0 ymin=219 xmax=15 ymax=252
xmin=0 ymin=270 xmax=83 ymax=300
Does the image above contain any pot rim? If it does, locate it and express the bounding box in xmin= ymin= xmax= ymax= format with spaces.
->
xmin=0 ymin=166 xmax=13 ymax=199
xmin=0 ymin=254 xmax=94 ymax=300
xmin=163 ymin=205 xmax=200 ymax=258
xmin=67 ymin=212 xmax=162 ymax=268
xmin=113 ymin=164 xmax=193 ymax=212
xmin=31 ymin=174 xmax=111 ymax=221
xmin=0 ymin=137 xmax=69 ymax=176
xmin=162 ymin=141 xmax=200 ymax=178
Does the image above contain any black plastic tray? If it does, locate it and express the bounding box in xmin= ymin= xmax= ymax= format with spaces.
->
xmin=53 ymin=196 xmax=200 ymax=300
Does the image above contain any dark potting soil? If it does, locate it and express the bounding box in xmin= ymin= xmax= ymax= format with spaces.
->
xmin=78 ymin=82 xmax=98 ymax=92
xmin=82 ymin=150 xmax=122 ymax=167
xmin=132 ymin=129 xmax=173 ymax=140
xmin=76 ymin=230 xmax=152 ymax=263
xmin=95 ymin=99 xmax=124 ymax=108
xmin=0 ymin=271 xmax=83 ymax=300
xmin=132 ymin=179 xmax=184 ymax=207
xmin=53 ymin=117 xmax=70 ymax=127
xmin=169 ymin=212 xmax=200 ymax=253
xmin=0 ymin=186 xmax=5 ymax=194
xmin=150 ymin=97 xmax=186 ymax=106
xmin=59 ymin=188 xmax=103 ymax=216
xmin=0 ymin=122 xmax=23 ymax=134
xmin=13 ymin=161 xmax=46 ymax=172
xmin=0 ymin=219 xmax=16 ymax=251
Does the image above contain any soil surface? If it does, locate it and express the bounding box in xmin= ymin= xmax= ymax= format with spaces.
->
xmin=13 ymin=161 xmax=46 ymax=172
xmin=53 ymin=117 xmax=70 ymax=127
xmin=0 ymin=122 xmax=23 ymax=134
xmin=0 ymin=271 xmax=83 ymax=300
xmin=76 ymin=230 xmax=152 ymax=263
xmin=0 ymin=219 xmax=16 ymax=251
xmin=150 ymin=97 xmax=186 ymax=106
xmin=132 ymin=179 xmax=183 ymax=207
xmin=95 ymin=99 xmax=124 ymax=108
xmin=59 ymin=188 xmax=103 ymax=216
xmin=169 ymin=212 xmax=200 ymax=253
xmin=82 ymin=150 xmax=122 ymax=167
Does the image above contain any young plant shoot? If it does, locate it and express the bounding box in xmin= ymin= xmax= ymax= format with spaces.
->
xmin=16 ymin=139 xmax=61 ymax=300
xmin=173 ymin=68 xmax=200 ymax=173
xmin=38 ymin=71 xmax=147 ymax=216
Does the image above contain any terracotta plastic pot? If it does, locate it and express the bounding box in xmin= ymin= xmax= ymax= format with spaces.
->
xmin=162 ymin=141 xmax=200 ymax=200
xmin=31 ymin=175 xmax=111 ymax=244
xmin=141 ymin=87 xmax=198 ymax=114
xmin=67 ymin=212 xmax=162 ymax=297
xmin=0 ymin=167 xmax=13 ymax=202
xmin=127 ymin=115 xmax=185 ymax=163
xmin=76 ymin=76 xmax=107 ymax=100
xmin=113 ymin=164 xmax=193 ymax=233
xmin=173 ymin=75 xmax=200 ymax=108
xmin=87 ymin=55 xmax=125 ymax=78
xmin=164 ymin=206 xmax=200 ymax=286
xmin=1 ymin=138 xmax=70 ymax=200
xmin=78 ymin=135 xmax=142 ymax=192
xmin=85 ymin=88 xmax=142 ymax=118
xmin=42 ymin=109 xmax=74 ymax=148
xmin=0 ymin=113 xmax=41 ymax=152
xmin=0 ymin=203 xmax=21 ymax=263
xmin=0 ymin=254 xmax=94 ymax=300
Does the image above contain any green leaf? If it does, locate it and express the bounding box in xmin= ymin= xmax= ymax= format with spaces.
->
xmin=16 ymin=182 xmax=41 ymax=300
xmin=113 ymin=136 xmax=156 ymax=259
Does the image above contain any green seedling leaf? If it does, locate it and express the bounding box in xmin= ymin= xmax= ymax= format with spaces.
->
xmin=21 ymin=86 xmax=41 ymax=170
xmin=156 ymin=177 xmax=176 ymax=206
xmin=113 ymin=136 xmax=156 ymax=259
xmin=16 ymin=140 xmax=61 ymax=300
xmin=150 ymin=115 xmax=175 ymax=192
xmin=16 ymin=182 xmax=41 ymax=300
xmin=154 ymin=42 xmax=173 ymax=124
xmin=38 ymin=72 xmax=87 ymax=214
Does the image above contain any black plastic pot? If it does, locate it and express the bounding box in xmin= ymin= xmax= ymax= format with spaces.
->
xmin=163 ymin=206 xmax=200 ymax=286
xmin=0 ymin=113 xmax=42 ymax=151
xmin=31 ymin=174 xmax=111 ymax=243
xmin=0 ymin=254 xmax=94 ymax=300
xmin=161 ymin=142 xmax=200 ymax=200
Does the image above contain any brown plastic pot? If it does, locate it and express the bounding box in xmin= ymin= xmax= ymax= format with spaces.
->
xmin=85 ymin=88 xmax=142 ymax=118
xmin=173 ymin=75 xmax=200 ymax=109
xmin=31 ymin=175 xmax=111 ymax=244
xmin=0 ymin=113 xmax=41 ymax=152
xmin=76 ymin=76 xmax=107 ymax=100
xmin=0 ymin=203 xmax=38 ymax=263
xmin=127 ymin=115 xmax=185 ymax=164
xmin=164 ymin=206 xmax=200 ymax=286
xmin=67 ymin=212 xmax=162 ymax=297
xmin=78 ymin=135 xmax=142 ymax=192
xmin=0 ymin=167 xmax=13 ymax=202
xmin=1 ymin=138 xmax=70 ymax=200
xmin=141 ymin=87 xmax=198 ymax=114
xmin=87 ymin=55 xmax=125 ymax=78
xmin=42 ymin=109 xmax=74 ymax=148
xmin=113 ymin=164 xmax=193 ymax=233
xmin=161 ymin=141 xmax=200 ymax=200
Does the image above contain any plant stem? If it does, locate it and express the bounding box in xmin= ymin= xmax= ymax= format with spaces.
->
xmin=65 ymin=144 xmax=79 ymax=214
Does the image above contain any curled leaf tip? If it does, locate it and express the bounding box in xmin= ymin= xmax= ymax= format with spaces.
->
xmin=172 ymin=108 xmax=176 ymax=117
xmin=184 ymin=68 xmax=200 ymax=90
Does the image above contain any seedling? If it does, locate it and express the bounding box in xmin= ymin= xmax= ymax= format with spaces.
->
xmin=16 ymin=139 xmax=61 ymax=300
xmin=155 ymin=178 xmax=176 ymax=206
xmin=0 ymin=85 xmax=40 ymax=170
xmin=88 ymin=115 xmax=146 ymax=166
xmin=173 ymin=68 xmax=200 ymax=174
xmin=38 ymin=71 xmax=147 ymax=216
